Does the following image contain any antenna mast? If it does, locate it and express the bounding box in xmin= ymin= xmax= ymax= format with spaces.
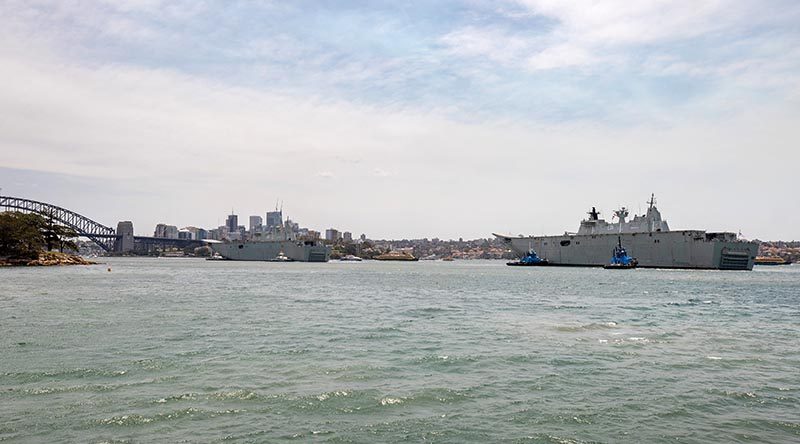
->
xmin=648 ymin=193 xmax=656 ymax=209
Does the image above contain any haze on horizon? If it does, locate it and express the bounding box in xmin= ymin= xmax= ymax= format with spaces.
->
xmin=1 ymin=1 xmax=799 ymax=240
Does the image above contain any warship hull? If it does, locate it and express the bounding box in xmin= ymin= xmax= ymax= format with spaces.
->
xmin=496 ymin=231 xmax=757 ymax=270
xmin=211 ymin=240 xmax=330 ymax=262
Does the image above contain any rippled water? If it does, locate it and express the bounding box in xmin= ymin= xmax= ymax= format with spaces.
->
xmin=1 ymin=258 xmax=798 ymax=443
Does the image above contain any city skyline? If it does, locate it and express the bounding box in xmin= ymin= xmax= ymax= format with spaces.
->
xmin=1 ymin=1 xmax=799 ymax=240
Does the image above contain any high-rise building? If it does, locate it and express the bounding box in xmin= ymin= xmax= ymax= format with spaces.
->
xmin=325 ymin=228 xmax=340 ymax=242
xmin=164 ymin=225 xmax=179 ymax=239
xmin=266 ymin=210 xmax=282 ymax=229
xmin=155 ymin=224 xmax=179 ymax=239
xmin=249 ymin=215 xmax=263 ymax=233
xmin=343 ymin=231 xmax=352 ymax=242
xmin=154 ymin=223 xmax=168 ymax=238
xmin=181 ymin=226 xmax=207 ymax=240
xmin=226 ymin=213 xmax=238 ymax=233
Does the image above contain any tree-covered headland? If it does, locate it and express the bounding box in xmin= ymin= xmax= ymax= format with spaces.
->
xmin=0 ymin=211 xmax=86 ymax=264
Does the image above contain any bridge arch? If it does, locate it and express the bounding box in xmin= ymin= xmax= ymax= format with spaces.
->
xmin=0 ymin=196 xmax=116 ymax=251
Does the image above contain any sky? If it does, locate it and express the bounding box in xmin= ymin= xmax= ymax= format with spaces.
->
xmin=1 ymin=0 xmax=799 ymax=240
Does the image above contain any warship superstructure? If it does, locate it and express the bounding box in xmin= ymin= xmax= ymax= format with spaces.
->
xmin=494 ymin=195 xmax=758 ymax=270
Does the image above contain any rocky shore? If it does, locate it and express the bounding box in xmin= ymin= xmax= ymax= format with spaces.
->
xmin=0 ymin=251 xmax=98 ymax=267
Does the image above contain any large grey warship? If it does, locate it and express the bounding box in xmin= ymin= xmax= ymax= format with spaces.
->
xmin=211 ymin=239 xmax=329 ymax=262
xmin=210 ymin=221 xmax=329 ymax=262
xmin=494 ymin=195 xmax=758 ymax=270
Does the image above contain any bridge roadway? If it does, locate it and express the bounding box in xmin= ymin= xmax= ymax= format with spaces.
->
xmin=128 ymin=236 xmax=206 ymax=253
xmin=1 ymin=195 xmax=206 ymax=253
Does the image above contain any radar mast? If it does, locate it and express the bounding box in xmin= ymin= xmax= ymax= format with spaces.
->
xmin=613 ymin=207 xmax=629 ymax=228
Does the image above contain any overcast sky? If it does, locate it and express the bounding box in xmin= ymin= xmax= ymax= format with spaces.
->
xmin=1 ymin=0 xmax=799 ymax=240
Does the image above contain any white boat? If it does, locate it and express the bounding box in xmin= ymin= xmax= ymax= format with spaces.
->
xmin=269 ymin=251 xmax=294 ymax=262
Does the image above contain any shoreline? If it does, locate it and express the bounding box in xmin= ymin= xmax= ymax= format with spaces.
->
xmin=0 ymin=251 xmax=98 ymax=267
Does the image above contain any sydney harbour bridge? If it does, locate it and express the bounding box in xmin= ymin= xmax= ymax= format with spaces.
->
xmin=0 ymin=195 xmax=206 ymax=253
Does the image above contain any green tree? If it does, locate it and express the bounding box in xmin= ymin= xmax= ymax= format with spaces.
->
xmin=0 ymin=212 xmax=47 ymax=259
xmin=41 ymin=212 xmax=78 ymax=252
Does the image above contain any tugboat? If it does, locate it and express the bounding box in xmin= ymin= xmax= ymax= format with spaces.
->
xmin=507 ymin=249 xmax=549 ymax=266
xmin=603 ymin=237 xmax=637 ymax=269
xmin=269 ymin=250 xmax=294 ymax=262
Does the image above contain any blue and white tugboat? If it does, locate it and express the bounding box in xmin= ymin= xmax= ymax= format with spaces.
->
xmin=603 ymin=237 xmax=638 ymax=269
xmin=507 ymin=249 xmax=549 ymax=266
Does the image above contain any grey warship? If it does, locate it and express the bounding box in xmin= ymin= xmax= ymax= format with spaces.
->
xmin=211 ymin=239 xmax=329 ymax=262
xmin=210 ymin=220 xmax=329 ymax=262
xmin=494 ymin=195 xmax=758 ymax=270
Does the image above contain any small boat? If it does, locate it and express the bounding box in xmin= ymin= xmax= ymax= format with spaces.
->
xmin=339 ymin=254 xmax=363 ymax=262
xmin=441 ymin=257 xmax=455 ymax=262
xmin=269 ymin=251 xmax=294 ymax=262
xmin=754 ymin=256 xmax=791 ymax=266
xmin=603 ymin=237 xmax=637 ymax=269
xmin=507 ymin=249 xmax=549 ymax=266
xmin=374 ymin=251 xmax=418 ymax=261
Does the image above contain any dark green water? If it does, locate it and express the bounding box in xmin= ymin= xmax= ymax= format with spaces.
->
xmin=1 ymin=258 xmax=798 ymax=443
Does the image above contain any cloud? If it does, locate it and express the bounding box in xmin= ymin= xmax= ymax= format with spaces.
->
xmin=371 ymin=168 xmax=393 ymax=178
xmin=444 ymin=0 xmax=800 ymax=79
xmin=526 ymin=42 xmax=599 ymax=70
xmin=0 ymin=1 xmax=798 ymax=239
xmin=1 ymin=42 xmax=797 ymax=238
xmin=516 ymin=0 xmax=737 ymax=45
xmin=439 ymin=26 xmax=535 ymax=65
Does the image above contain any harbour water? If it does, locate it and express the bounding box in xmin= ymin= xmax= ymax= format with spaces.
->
xmin=1 ymin=258 xmax=798 ymax=443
